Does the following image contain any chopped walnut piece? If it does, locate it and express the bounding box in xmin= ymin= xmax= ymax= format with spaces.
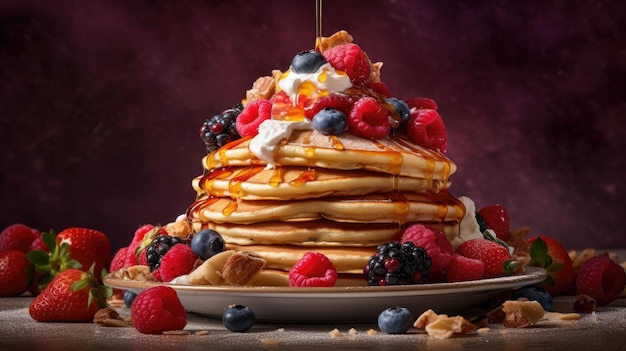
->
xmin=317 ymin=30 xmax=354 ymax=52
xmin=507 ymin=226 xmax=532 ymax=266
xmin=165 ymin=217 xmax=191 ymax=239
xmin=94 ymin=307 xmax=130 ymax=327
xmin=414 ymin=309 xmax=476 ymax=339
xmin=221 ymin=251 xmax=266 ymax=286
xmin=501 ymin=300 xmax=545 ymax=328
xmin=245 ymin=75 xmax=276 ymax=103
xmin=113 ymin=265 xmax=156 ymax=282
xmin=369 ymin=61 xmax=383 ymax=83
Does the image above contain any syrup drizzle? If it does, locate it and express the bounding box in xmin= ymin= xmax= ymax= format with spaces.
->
xmin=315 ymin=0 xmax=323 ymax=52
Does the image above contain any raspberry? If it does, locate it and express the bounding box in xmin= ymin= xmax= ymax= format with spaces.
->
xmin=124 ymin=224 xmax=162 ymax=268
xmin=130 ymin=286 xmax=187 ymax=334
xmin=406 ymin=108 xmax=447 ymax=153
xmin=370 ymin=81 xmax=393 ymax=98
xmin=455 ymin=238 xmax=512 ymax=279
xmin=109 ymin=246 xmax=129 ymax=273
xmin=405 ymin=97 xmax=438 ymax=111
xmin=236 ymin=99 xmax=272 ymax=137
xmin=323 ymin=43 xmax=371 ymax=86
xmin=576 ymin=255 xmax=626 ymax=306
xmin=145 ymin=234 xmax=186 ymax=272
xmin=303 ymin=93 xmax=352 ymax=119
xmin=153 ymin=243 xmax=197 ymax=282
xmin=399 ymin=224 xmax=454 ymax=273
xmin=348 ymin=97 xmax=391 ymax=139
xmin=444 ymin=254 xmax=484 ymax=282
xmin=365 ymin=241 xmax=431 ymax=286
xmin=289 ymin=252 xmax=338 ymax=287
xmin=0 ymin=223 xmax=40 ymax=253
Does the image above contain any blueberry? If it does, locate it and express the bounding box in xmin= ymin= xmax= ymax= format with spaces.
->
xmin=123 ymin=290 xmax=138 ymax=308
xmin=512 ymin=285 xmax=554 ymax=311
xmin=377 ymin=306 xmax=414 ymax=334
xmin=312 ymin=108 xmax=347 ymax=135
xmin=291 ymin=50 xmax=327 ymax=73
xmin=385 ymin=98 xmax=411 ymax=123
xmin=190 ymin=229 xmax=225 ymax=260
xmin=222 ymin=304 xmax=255 ymax=332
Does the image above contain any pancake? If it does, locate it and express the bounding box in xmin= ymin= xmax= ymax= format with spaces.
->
xmin=192 ymin=165 xmax=448 ymax=200
xmin=226 ymin=243 xmax=376 ymax=274
xmin=204 ymin=130 xmax=456 ymax=180
xmin=194 ymin=219 xmax=461 ymax=246
xmin=187 ymin=191 xmax=465 ymax=225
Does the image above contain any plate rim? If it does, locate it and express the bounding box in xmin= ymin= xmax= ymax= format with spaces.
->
xmin=104 ymin=266 xmax=546 ymax=296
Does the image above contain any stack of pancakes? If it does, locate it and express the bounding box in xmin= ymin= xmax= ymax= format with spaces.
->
xmin=186 ymin=128 xmax=465 ymax=286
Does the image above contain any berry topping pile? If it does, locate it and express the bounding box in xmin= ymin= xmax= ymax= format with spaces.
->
xmin=145 ymin=234 xmax=187 ymax=272
xmin=364 ymin=241 xmax=431 ymax=286
xmin=288 ymin=251 xmax=338 ymax=287
xmin=198 ymin=34 xmax=450 ymax=152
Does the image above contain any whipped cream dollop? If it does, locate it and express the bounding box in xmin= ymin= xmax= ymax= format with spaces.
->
xmin=451 ymin=196 xmax=485 ymax=248
xmin=277 ymin=62 xmax=352 ymax=101
xmin=249 ymin=119 xmax=314 ymax=168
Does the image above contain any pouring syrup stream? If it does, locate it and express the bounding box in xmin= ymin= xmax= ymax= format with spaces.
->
xmin=315 ymin=0 xmax=322 ymax=52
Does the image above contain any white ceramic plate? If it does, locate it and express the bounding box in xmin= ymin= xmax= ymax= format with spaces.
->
xmin=105 ymin=267 xmax=546 ymax=323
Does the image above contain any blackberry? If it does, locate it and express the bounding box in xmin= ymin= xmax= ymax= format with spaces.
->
xmin=200 ymin=103 xmax=243 ymax=152
xmin=475 ymin=212 xmax=487 ymax=233
xmin=364 ymin=241 xmax=431 ymax=286
xmin=145 ymin=234 xmax=187 ymax=271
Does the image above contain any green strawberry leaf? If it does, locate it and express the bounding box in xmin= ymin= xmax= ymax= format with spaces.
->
xmin=42 ymin=230 xmax=58 ymax=252
xmin=135 ymin=226 xmax=161 ymax=257
xmin=503 ymin=260 xmax=520 ymax=274
xmin=482 ymin=229 xmax=510 ymax=250
xmin=529 ymin=237 xmax=552 ymax=268
xmin=546 ymin=262 xmax=564 ymax=273
xmin=27 ymin=249 xmax=50 ymax=266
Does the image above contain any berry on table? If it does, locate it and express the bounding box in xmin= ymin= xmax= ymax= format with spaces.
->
xmin=348 ymin=96 xmax=391 ymax=139
xmin=290 ymin=50 xmax=328 ymax=73
xmin=377 ymin=307 xmax=414 ymax=334
xmin=222 ymin=304 xmax=255 ymax=332
xmin=131 ymin=286 xmax=187 ymax=334
xmin=0 ymin=223 xmax=40 ymax=253
xmin=289 ymin=252 xmax=338 ymax=287
xmin=312 ymin=108 xmax=347 ymax=135
xmin=576 ymin=254 xmax=626 ymax=306
xmin=512 ymin=285 xmax=554 ymax=311
xmin=527 ymin=236 xmax=576 ymax=296
xmin=0 ymin=250 xmax=33 ymax=296
xmin=123 ymin=290 xmax=138 ymax=308
xmin=364 ymin=241 xmax=432 ymax=286
xmin=190 ymin=229 xmax=225 ymax=261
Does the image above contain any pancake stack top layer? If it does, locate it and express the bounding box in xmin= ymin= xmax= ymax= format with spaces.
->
xmin=184 ymin=30 xmax=466 ymax=279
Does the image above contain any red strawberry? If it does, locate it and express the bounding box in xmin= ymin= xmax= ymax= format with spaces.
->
xmin=303 ymin=93 xmax=352 ymax=119
xmin=0 ymin=223 xmax=40 ymax=253
xmin=153 ymin=244 xmax=197 ymax=282
xmin=576 ymin=254 xmax=626 ymax=306
xmin=455 ymin=238 xmax=515 ymax=279
xmin=289 ymin=252 xmax=338 ymax=287
xmin=28 ymin=233 xmax=48 ymax=252
xmin=478 ymin=205 xmax=510 ymax=241
xmin=237 ymin=99 xmax=272 ymax=136
xmin=444 ymin=254 xmax=484 ymax=282
xmin=347 ymin=96 xmax=391 ymax=139
xmin=406 ymin=108 xmax=447 ymax=153
xmin=131 ymin=286 xmax=187 ymax=334
xmin=0 ymin=250 xmax=33 ymax=296
xmin=56 ymin=227 xmax=110 ymax=280
xmin=405 ymin=97 xmax=438 ymax=111
xmin=527 ymin=236 xmax=575 ymax=296
xmin=323 ymin=43 xmax=371 ymax=86
xmin=29 ymin=266 xmax=111 ymax=322
xmin=400 ymin=224 xmax=454 ymax=273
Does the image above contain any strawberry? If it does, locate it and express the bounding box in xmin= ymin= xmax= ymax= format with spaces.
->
xmin=527 ymin=236 xmax=575 ymax=296
xmin=0 ymin=223 xmax=40 ymax=253
xmin=28 ymin=233 xmax=48 ymax=252
xmin=477 ymin=205 xmax=510 ymax=241
xmin=444 ymin=254 xmax=484 ymax=282
xmin=28 ymin=265 xmax=111 ymax=322
xmin=399 ymin=224 xmax=454 ymax=273
xmin=347 ymin=96 xmax=391 ymax=139
xmin=56 ymin=227 xmax=110 ymax=280
xmin=455 ymin=238 xmax=517 ymax=279
xmin=109 ymin=246 xmax=129 ymax=273
xmin=323 ymin=43 xmax=371 ymax=86
xmin=289 ymin=252 xmax=338 ymax=287
xmin=407 ymin=108 xmax=447 ymax=153
xmin=153 ymin=244 xmax=197 ymax=282
xmin=0 ymin=250 xmax=33 ymax=296
xmin=237 ymin=99 xmax=272 ymax=136
xmin=576 ymin=254 xmax=626 ymax=306
xmin=131 ymin=286 xmax=187 ymax=334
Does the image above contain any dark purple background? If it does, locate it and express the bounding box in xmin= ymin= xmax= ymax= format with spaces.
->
xmin=1 ymin=0 xmax=625 ymax=252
